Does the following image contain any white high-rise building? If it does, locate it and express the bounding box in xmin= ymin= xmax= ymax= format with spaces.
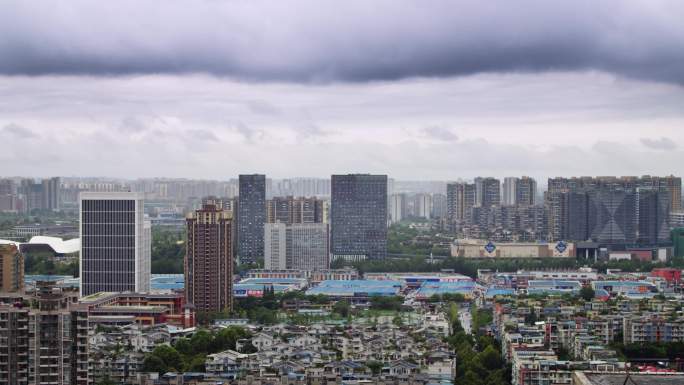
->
xmin=264 ymin=222 xmax=329 ymax=270
xmin=414 ymin=193 xmax=432 ymax=219
xmin=264 ymin=222 xmax=287 ymax=270
xmin=503 ymin=177 xmax=518 ymax=206
xmin=79 ymin=192 xmax=151 ymax=296
xmin=288 ymin=223 xmax=329 ymax=270
xmin=390 ymin=193 xmax=407 ymax=224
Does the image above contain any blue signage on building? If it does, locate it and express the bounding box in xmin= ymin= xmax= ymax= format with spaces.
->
xmin=484 ymin=241 xmax=496 ymax=254
xmin=555 ymin=241 xmax=567 ymax=253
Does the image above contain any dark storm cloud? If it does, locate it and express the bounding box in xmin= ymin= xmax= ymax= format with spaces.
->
xmin=2 ymin=123 xmax=36 ymax=138
xmin=641 ymin=137 xmax=677 ymax=150
xmin=0 ymin=1 xmax=683 ymax=84
xmin=118 ymin=116 xmax=148 ymax=133
xmin=423 ymin=126 xmax=458 ymax=142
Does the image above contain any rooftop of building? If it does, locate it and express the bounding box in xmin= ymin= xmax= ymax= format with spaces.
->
xmin=577 ymin=372 xmax=684 ymax=385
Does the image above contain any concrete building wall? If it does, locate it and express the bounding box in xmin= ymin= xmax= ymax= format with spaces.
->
xmin=0 ymin=244 xmax=23 ymax=293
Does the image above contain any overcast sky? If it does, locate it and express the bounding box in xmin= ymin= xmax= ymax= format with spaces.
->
xmin=1 ymin=0 xmax=683 ymax=181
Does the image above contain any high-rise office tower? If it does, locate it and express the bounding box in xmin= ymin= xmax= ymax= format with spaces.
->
xmin=389 ymin=193 xmax=407 ymax=224
xmin=41 ymin=177 xmax=61 ymax=211
xmin=637 ymin=187 xmax=671 ymax=245
xmin=548 ymin=190 xmax=589 ymax=242
xmin=446 ymin=182 xmax=476 ymax=230
xmin=264 ymin=222 xmax=329 ymax=270
xmin=516 ymin=176 xmax=537 ymax=206
xmin=413 ymin=193 xmax=432 ymax=219
xmin=79 ymin=192 xmax=151 ymax=296
xmin=287 ymin=223 xmax=329 ymax=270
xmin=267 ymin=197 xmax=292 ymax=224
xmin=17 ymin=178 xmax=61 ymax=212
xmin=19 ymin=179 xmax=43 ymax=212
xmin=479 ymin=177 xmax=501 ymax=208
xmin=472 ymin=177 xmax=481 ymax=206
xmin=589 ymin=186 xmax=637 ymax=245
xmin=266 ymin=196 xmax=325 ymax=224
xmin=185 ymin=200 xmax=234 ymax=314
xmin=431 ymin=193 xmax=448 ymax=219
xmin=238 ymin=174 xmax=266 ymax=264
xmin=264 ymin=222 xmax=287 ymax=270
xmin=0 ymin=244 xmax=23 ymax=293
xmin=331 ymin=174 xmax=387 ymax=261
xmin=638 ymin=175 xmax=682 ymax=212
xmin=0 ymin=282 xmax=89 ymax=385
xmin=0 ymin=179 xmax=15 ymax=195
xmin=502 ymin=177 xmax=517 ymax=206
xmin=662 ymin=175 xmax=682 ymax=211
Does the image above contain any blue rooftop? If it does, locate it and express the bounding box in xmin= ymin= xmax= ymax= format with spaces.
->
xmin=485 ymin=288 xmax=515 ymax=298
xmin=239 ymin=278 xmax=304 ymax=285
xmin=151 ymin=274 xmax=184 ymax=290
xmin=415 ymin=281 xmax=475 ymax=297
xmin=305 ymin=280 xmax=401 ymax=297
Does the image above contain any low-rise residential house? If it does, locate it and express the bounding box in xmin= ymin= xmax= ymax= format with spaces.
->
xmin=382 ymin=360 xmax=420 ymax=377
xmin=252 ymin=332 xmax=276 ymax=351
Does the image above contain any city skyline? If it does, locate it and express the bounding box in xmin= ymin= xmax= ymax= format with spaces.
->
xmin=2 ymin=2 xmax=684 ymax=384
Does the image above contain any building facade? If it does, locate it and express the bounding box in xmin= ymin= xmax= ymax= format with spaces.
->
xmin=516 ymin=176 xmax=537 ymax=206
xmin=413 ymin=193 xmax=432 ymax=219
xmin=265 ymin=222 xmax=329 ymax=271
xmin=287 ymin=223 xmax=329 ymax=270
xmin=185 ymin=200 xmax=234 ymax=314
xmin=389 ymin=193 xmax=407 ymax=224
xmin=238 ymin=174 xmax=266 ymax=264
xmin=545 ymin=175 xmax=678 ymax=246
xmin=79 ymin=192 xmax=151 ymax=296
xmin=503 ymin=177 xmax=518 ymax=206
xmin=0 ymin=244 xmax=23 ymax=293
xmin=478 ymin=177 xmax=501 ymax=208
xmin=0 ymin=282 xmax=89 ymax=385
xmin=331 ymin=174 xmax=387 ymax=260
xmin=266 ymin=196 xmax=325 ymax=224
xmin=446 ymin=182 xmax=476 ymax=231
xmin=264 ymin=222 xmax=288 ymax=270
xmin=637 ymin=187 xmax=671 ymax=245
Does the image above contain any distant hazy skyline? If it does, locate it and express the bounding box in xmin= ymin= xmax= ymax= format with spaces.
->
xmin=1 ymin=1 xmax=683 ymax=179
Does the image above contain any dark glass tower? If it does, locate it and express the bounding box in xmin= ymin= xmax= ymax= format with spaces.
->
xmin=637 ymin=187 xmax=671 ymax=245
xmin=238 ymin=174 xmax=266 ymax=264
xmin=331 ymin=174 xmax=387 ymax=261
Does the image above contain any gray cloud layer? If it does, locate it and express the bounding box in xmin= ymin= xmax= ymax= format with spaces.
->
xmin=1 ymin=73 xmax=682 ymax=179
xmin=1 ymin=1 xmax=683 ymax=84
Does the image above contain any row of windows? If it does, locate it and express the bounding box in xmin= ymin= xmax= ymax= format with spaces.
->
xmin=82 ymin=236 xmax=136 ymax=247
xmin=82 ymin=224 xmax=135 ymax=236
xmin=82 ymin=211 xmax=135 ymax=223
xmin=82 ymin=199 xmax=135 ymax=211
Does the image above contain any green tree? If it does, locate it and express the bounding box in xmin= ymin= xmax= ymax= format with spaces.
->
xmin=392 ymin=315 xmax=404 ymax=327
xmin=142 ymin=354 xmax=168 ymax=374
xmin=333 ymin=300 xmax=351 ymax=318
xmin=143 ymin=345 xmax=183 ymax=374
xmin=366 ymin=361 xmax=384 ymax=375
xmin=185 ymin=355 xmax=206 ymax=372
xmin=189 ymin=330 xmax=212 ymax=355
xmin=580 ymin=286 xmax=595 ymax=301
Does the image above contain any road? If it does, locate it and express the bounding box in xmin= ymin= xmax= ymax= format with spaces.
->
xmin=458 ymin=306 xmax=472 ymax=335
